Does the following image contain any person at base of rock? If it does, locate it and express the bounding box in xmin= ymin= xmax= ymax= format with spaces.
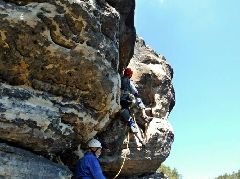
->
xmin=75 ymin=139 xmax=106 ymax=179
xmin=120 ymin=67 xmax=152 ymax=134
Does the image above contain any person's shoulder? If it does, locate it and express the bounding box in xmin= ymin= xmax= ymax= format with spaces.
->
xmin=122 ymin=76 xmax=130 ymax=81
xmin=85 ymin=152 xmax=96 ymax=159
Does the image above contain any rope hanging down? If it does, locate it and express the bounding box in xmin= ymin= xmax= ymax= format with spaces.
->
xmin=113 ymin=131 xmax=130 ymax=179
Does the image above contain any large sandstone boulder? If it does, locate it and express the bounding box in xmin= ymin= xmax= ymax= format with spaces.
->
xmin=0 ymin=0 xmax=120 ymax=112
xmin=0 ymin=143 xmax=72 ymax=178
xmin=0 ymin=82 xmax=114 ymax=154
xmin=99 ymin=37 xmax=175 ymax=177
xmin=99 ymin=118 xmax=173 ymax=177
xmin=130 ymin=37 xmax=175 ymax=118
xmin=0 ymin=0 xmax=121 ymax=153
xmin=0 ymin=0 xmax=175 ymax=178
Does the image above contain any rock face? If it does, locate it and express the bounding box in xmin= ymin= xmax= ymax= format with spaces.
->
xmin=0 ymin=143 xmax=72 ymax=178
xmin=106 ymin=0 xmax=136 ymax=72
xmin=0 ymin=0 xmax=175 ymax=178
xmin=0 ymin=0 xmax=120 ymax=113
xmin=130 ymin=37 xmax=175 ymax=119
xmin=0 ymin=0 xmax=121 ymax=152
xmin=0 ymin=82 xmax=113 ymax=154
xmin=99 ymin=37 xmax=175 ymax=177
xmin=100 ymin=118 xmax=174 ymax=177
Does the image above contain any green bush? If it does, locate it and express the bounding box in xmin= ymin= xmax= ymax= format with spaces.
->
xmin=157 ymin=164 xmax=181 ymax=179
xmin=215 ymin=170 xmax=240 ymax=179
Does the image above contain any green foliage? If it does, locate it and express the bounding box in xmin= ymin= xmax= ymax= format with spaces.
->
xmin=215 ymin=170 xmax=240 ymax=179
xmin=157 ymin=164 xmax=182 ymax=179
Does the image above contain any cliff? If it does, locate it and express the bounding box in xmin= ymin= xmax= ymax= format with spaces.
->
xmin=0 ymin=0 xmax=175 ymax=178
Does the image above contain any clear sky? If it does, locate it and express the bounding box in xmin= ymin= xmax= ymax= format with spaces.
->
xmin=135 ymin=0 xmax=240 ymax=179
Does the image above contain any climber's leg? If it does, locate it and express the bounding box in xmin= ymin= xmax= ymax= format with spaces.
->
xmin=120 ymin=108 xmax=138 ymax=133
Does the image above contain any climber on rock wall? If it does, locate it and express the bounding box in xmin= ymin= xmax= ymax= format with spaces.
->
xmin=120 ymin=67 xmax=152 ymax=134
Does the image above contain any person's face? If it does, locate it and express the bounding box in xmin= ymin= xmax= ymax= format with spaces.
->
xmin=95 ymin=148 xmax=102 ymax=158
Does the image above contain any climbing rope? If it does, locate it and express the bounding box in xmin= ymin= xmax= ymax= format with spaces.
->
xmin=113 ymin=131 xmax=130 ymax=179
xmin=113 ymin=113 xmax=145 ymax=178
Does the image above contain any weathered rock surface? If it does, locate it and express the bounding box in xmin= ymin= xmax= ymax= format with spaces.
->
xmin=130 ymin=37 xmax=175 ymax=119
xmin=106 ymin=0 xmax=136 ymax=71
xmin=0 ymin=0 xmax=121 ymax=152
xmin=0 ymin=82 xmax=113 ymax=154
xmin=0 ymin=143 xmax=72 ymax=178
xmin=99 ymin=37 xmax=175 ymax=177
xmin=0 ymin=0 xmax=120 ymax=112
xmin=100 ymin=118 xmax=173 ymax=177
xmin=0 ymin=0 xmax=175 ymax=178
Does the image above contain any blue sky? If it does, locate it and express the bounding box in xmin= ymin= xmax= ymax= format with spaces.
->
xmin=135 ymin=0 xmax=240 ymax=179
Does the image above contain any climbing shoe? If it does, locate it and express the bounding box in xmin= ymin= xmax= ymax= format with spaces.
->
xmin=130 ymin=124 xmax=138 ymax=133
xmin=128 ymin=118 xmax=138 ymax=133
